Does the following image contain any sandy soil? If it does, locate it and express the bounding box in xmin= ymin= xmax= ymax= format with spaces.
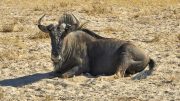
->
xmin=0 ymin=0 xmax=180 ymax=101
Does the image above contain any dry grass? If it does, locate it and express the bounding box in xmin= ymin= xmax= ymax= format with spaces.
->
xmin=29 ymin=31 xmax=49 ymax=40
xmin=82 ymin=0 xmax=179 ymax=16
xmin=0 ymin=36 xmax=27 ymax=61
xmin=0 ymin=24 xmax=23 ymax=32
xmin=0 ymin=18 xmax=23 ymax=32
xmin=0 ymin=49 xmax=19 ymax=61
xmin=0 ymin=24 xmax=14 ymax=32
xmin=0 ymin=0 xmax=179 ymax=100
xmin=111 ymin=0 xmax=179 ymax=8
xmin=1 ymin=63 xmax=9 ymax=69
xmin=147 ymin=35 xmax=160 ymax=43
xmin=118 ymin=96 xmax=143 ymax=101
xmin=44 ymin=95 xmax=53 ymax=101
xmin=1 ymin=0 xmax=74 ymax=11
xmin=101 ymin=27 xmax=118 ymax=34
xmin=163 ymin=74 xmax=179 ymax=83
xmin=0 ymin=48 xmax=28 ymax=61
xmin=0 ymin=93 xmax=3 ymax=100
xmin=0 ymin=0 xmax=179 ymax=16
xmin=178 ymin=34 xmax=180 ymax=41
xmin=1 ymin=0 xmax=179 ymax=9
xmin=0 ymin=36 xmax=25 ymax=48
xmin=82 ymin=1 xmax=113 ymax=15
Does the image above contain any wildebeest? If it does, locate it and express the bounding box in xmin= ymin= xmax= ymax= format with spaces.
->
xmin=37 ymin=13 xmax=155 ymax=78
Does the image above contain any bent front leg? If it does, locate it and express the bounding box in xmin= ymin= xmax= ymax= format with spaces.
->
xmin=62 ymin=66 xmax=86 ymax=78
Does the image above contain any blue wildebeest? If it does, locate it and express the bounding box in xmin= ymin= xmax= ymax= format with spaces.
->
xmin=37 ymin=14 xmax=155 ymax=78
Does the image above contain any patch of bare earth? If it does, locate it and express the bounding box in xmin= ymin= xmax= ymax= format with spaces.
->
xmin=0 ymin=0 xmax=180 ymax=101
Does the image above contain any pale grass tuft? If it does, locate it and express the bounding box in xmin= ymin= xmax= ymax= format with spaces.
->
xmin=135 ymin=17 xmax=157 ymax=25
xmin=59 ymin=1 xmax=69 ymax=8
xmin=33 ymin=6 xmax=43 ymax=11
xmin=0 ymin=18 xmax=23 ymax=32
xmin=101 ymin=27 xmax=118 ymax=34
xmin=13 ymin=23 xmax=24 ymax=32
xmin=149 ymin=36 xmax=160 ymax=43
xmin=82 ymin=1 xmax=113 ymax=15
xmin=44 ymin=95 xmax=53 ymax=101
xmin=143 ymin=35 xmax=160 ymax=43
xmin=0 ymin=24 xmax=23 ymax=32
xmin=163 ymin=74 xmax=178 ymax=83
xmin=0 ymin=24 xmax=15 ymax=32
xmin=1 ymin=63 xmax=9 ymax=69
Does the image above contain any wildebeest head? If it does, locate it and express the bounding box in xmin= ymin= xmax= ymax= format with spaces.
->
xmin=37 ymin=14 xmax=80 ymax=63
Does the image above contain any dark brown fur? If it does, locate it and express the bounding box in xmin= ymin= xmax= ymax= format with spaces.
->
xmin=55 ymin=30 xmax=155 ymax=78
xmin=37 ymin=14 xmax=155 ymax=78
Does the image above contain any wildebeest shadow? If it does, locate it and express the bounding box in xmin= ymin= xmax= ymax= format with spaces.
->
xmin=0 ymin=71 xmax=57 ymax=87
xmin=0 ymin=70 xmax=154 ymax=87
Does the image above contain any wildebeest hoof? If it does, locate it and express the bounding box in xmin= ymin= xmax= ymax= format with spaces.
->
xmin=61 ymin=73 xmax=75 ymax=78
xmin=113 ymin=74 xmax=122 ymax=79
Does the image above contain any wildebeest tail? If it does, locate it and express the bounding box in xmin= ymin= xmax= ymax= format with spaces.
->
xmin=148 ymin=58 xmax=155 ymax=71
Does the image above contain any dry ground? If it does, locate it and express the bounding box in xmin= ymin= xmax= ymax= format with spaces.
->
xmin=0 ymin=0 xmax=180 ymax=100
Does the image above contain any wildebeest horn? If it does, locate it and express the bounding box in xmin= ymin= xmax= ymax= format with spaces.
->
xmin=71 ymin=13 xmax=79 ymax=28
xmin=38 ymin=14 xmax=50 ymax=33
xmin=58 ymin=13 xmax=80 ymax=30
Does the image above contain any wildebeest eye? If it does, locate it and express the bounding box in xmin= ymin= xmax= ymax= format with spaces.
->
xmin=66 ymin=24 xmax=71 ymax=28
xmin=57 ymin=26 xmax=60 ymax=30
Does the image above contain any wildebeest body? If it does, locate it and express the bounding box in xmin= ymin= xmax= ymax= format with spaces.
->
xmin=56 ymin=30 xmax=153 ymax=77
xmin=37 ymin=14 xmax=155 ymax=78
xmin=87 ymin=39 xmax=150 ymax=76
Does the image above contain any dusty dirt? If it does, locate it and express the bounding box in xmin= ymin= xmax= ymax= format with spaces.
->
xmin=0 ymin=0 xmax=180 ymax=101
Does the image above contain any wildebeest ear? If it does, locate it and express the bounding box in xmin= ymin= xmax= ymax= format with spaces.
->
xmin=46 ymin=24 xmax=54 ymax=31
xmin=38 ymin=25 xmax=49 ymax=33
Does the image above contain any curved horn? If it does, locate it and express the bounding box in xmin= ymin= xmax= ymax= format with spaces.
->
xmin=37 ymin=14 xmax=49 ymax=33
xmin=38 ymin=14 xmax=46 ymax=25
xmin=71 ymin=13 xmax=79 ymax=27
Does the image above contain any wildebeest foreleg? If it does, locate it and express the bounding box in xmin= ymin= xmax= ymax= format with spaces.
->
xmin=62 ymin=58 xmax=89 ymax=78
xmin=62 ymin=66 xmax=81 ymax=78
xmin=62 ymin=65 xmax=88 ymax=78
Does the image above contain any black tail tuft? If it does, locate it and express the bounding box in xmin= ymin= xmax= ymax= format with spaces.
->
xmin=149 ymin=58 xmax=156 ymax=71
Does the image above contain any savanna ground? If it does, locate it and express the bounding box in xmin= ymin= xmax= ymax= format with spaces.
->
xmin=0 ymin=0 xmax=180 ymax=100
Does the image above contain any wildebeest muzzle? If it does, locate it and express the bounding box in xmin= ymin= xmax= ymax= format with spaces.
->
xmin=51 ymin=54 xmax=62 ymax=63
